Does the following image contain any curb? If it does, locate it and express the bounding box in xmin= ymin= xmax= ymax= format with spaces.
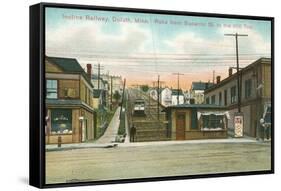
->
xmin=46 ymin=143 xmax=118 ymax=152
xmin=117 ymin=138 xmax=260 ymax=148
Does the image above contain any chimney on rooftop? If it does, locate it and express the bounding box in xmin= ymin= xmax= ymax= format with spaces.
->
xmin=229 ymin=68 xmax=233 ymax=76
xmin=216 ymin=76 xmax=221 ymax=84
xmin=86 ymin=64 xmax=92 ymax=79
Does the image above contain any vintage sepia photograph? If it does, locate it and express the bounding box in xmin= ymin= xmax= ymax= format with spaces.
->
xmin=43 ymin=5 xmax=272 ymax=185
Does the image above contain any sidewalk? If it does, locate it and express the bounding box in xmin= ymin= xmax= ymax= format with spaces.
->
xmin=46 ymin=117 xmax=270 ymax=152
xmin=95 ymin=106 xmax=121 ymax=144
xmin=46 ymin=136 xmax=267 ymax=152
xmin=46 ymin=107 xmax=121 ymax=152
xmin=118 ymin=137 xmax=261 ymax=148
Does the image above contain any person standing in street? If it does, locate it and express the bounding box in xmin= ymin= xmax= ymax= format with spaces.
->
xmin=130 ymin=124 xmax=136 ymax=142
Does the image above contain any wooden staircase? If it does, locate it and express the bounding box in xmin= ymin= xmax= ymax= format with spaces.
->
xmin=132 ymin=121 xmax=171 ymax=142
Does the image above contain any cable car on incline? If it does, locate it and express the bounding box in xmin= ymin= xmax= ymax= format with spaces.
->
xmin=133 ymin=99 xmax=146 ymax=116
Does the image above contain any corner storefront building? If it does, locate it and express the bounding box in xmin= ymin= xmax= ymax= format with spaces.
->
xmin=45 ymin=56 xmax=96 ymax=144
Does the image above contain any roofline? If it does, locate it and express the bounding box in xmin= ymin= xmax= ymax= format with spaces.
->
xmin=45 ymin=56 xmax=65 ymax=72
xmin=80 ymin=74 xmax=94 ymax=88
xmin=46 ymin=56 xmax=94 ymax=88
xmin=204 ymin=57 xmax=271 ymax=93
xmin=46 ymin=56 xmax=80 ymax=67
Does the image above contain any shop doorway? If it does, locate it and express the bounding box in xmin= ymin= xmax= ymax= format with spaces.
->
xmin=176 ymin=113 xmax=186 ymax=140
xmin=82 ymin=120 xmax=86 ymax=142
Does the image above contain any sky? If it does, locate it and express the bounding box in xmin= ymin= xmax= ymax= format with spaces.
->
xmin=45 ymin=7 xmax=271 ymax=90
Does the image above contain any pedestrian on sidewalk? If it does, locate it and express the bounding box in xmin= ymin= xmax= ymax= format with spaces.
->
xmin=259 ymin=118 xmax=265 ymax=141
xmin=130 ymin=124 xmax=136 ymax=142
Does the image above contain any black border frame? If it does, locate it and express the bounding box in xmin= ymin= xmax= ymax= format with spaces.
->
xmin=30 ymin=2 xmax=274 ymax=189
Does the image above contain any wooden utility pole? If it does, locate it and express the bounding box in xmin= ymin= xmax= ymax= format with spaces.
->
xmin=172 ymin=72 xmax=184 ymax=105
xmin=152 ymin=77 xmax=165 ymax=120
xmin=213 ymin=70 xmax=215 ymax=84
xmin=119 ymin=79 xmax=126 ymax=119
xmin=110 ymin=76 xmax=113 ymax=110
xmin=148 ymin=92 xmax=151 ymax=115
xmin=98 ymin=63 xmax=101 ymax=89
xmin=94 ymin=63 xmax=104 ymax=90
xmin=157 ymin=75 xmax=160 ymax=120
xmin=224 ymin=33 xmax=248 ymax=112
xmin=152 ymin=76 xmax=165 ymax=120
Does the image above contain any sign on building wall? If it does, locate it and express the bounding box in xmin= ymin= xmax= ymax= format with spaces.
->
xmin=234 ymin=113 xmax=244 ymax=137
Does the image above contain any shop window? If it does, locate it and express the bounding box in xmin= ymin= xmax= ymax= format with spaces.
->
xmin=46 ymin=80 xmax=57 ymax=99
xmin=51 ymin=109 xmax=72 ymax=134
xmin=202 ymin=114 xmax=225 ymax=130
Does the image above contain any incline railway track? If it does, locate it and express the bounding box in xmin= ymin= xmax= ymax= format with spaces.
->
xmin=126 ymin=88 xmax=170 ymax=142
